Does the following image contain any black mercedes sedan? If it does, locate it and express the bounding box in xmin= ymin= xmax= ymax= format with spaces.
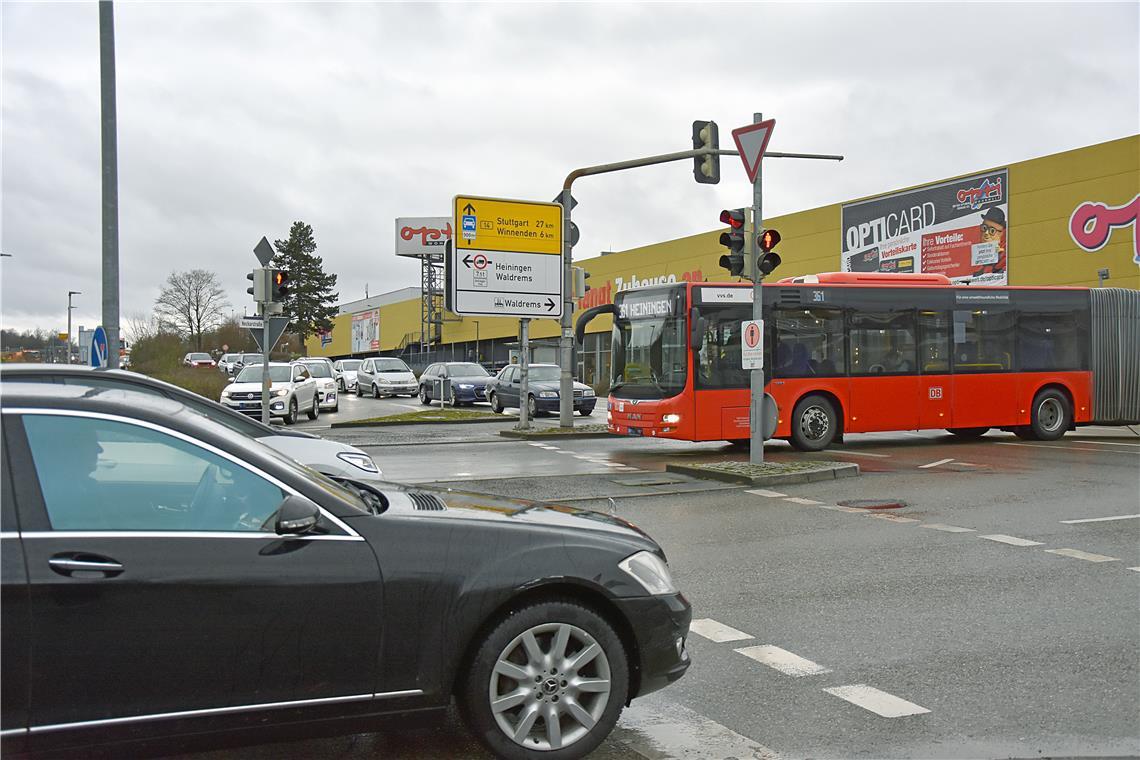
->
xmin=0 ymin=383 xmax=690 ymax=759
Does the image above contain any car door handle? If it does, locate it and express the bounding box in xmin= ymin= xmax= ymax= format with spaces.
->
xmin=49 ymin=554 xmax=124 ymax=578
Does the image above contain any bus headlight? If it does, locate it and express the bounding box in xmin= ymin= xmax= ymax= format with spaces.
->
xmin=662 ymin=413 xmax=681 ymax=424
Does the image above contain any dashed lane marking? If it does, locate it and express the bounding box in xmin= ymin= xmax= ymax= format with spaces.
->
xmin=819 ymin=504 xmax=871 ymax=514
xmin=996 ymin=442 xmax=1138 ymax=456
xmin=746 ymin=489 xmax=787 ymax=498
xmin=868 ymin=513 xmax=919 ymax=524
xmin=980 ymin=534 xmax=1044 ymax=547
xmin=1044 ymin=548 xmax=1120 ymax=563
xmin=527 ymin=442 xmax=547 ymax=447
xmin=784 ymin=497 xmax=824 ymax=505
xmin=829 ymin=450 xmax=891 ymax=458
xmin=734 ymin=645 xmax=831 ymax=677
xmin=688 ymin=618 xmax=753 ymax=643
xmin=823 ymin=684 xmax=931 ymax=718
xmin=920 ymin=523 xmax=976 ymax=533
xmin=1128 ymin=567 xmax=1140 ymax=573
xmin=452 ymin=472 xmax=473 ymax=477
xmin=1060 ymin=514 xmax=1140 ymax=524
xmin=1069 ymin=439 xmax=1140 ymax=447
xmin=918 ymin=458 xmax=954 ymax=469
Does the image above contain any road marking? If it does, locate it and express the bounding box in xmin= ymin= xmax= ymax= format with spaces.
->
xmin=920 ymin=523 xmax=976 ymax=533
xmin=573 ymin=455 xmax=595 ymax=460
xmin=1044 ymin=548 xmax=1120 ymax=563
xmin=819 ymin=504 xmax=870 ymax=514
xmin=734 ymin=645 xmax=831 ymax=677
xmin=830 ymin=450 xmax=891 ymax=458
xmin=823 ymin=684 xmax=931 ymax=717
xmin=527 ymin=442 xmax=547 ymax=447
xmin=1071 ymin=440 xmax=1140 ymax=447
xmin=784 ymin=497 xmax=823 ymax=505
xmin=1060 ymin=514 xmax=1140 ymax=524
xmin=996 ymin=442 xmax=1137 ymax=456
xmin=868 ymin=513 xmax=919 ymax=524
xmin=452 ymin=472 xmax=473 ymax=477
xmin=918 ymin=458 xmax=954 ymax=469
xmin=746 ymin=489 xmax=787 ymax=498
xmin=980 ymin=534 xmax=1044 ymax=547
xmin=1128 ymin=567 xmax=1140 ymax=573
xmin=688 ymin=618 xmax=753 ymax=643
xmin=614 ymin=694 xmax=781 ymax=760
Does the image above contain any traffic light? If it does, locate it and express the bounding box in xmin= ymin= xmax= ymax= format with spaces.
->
xmin=692 ymin=120 xmax=720 ymax=185
xmin=270 ymin=269 xmax=290 ymax=302
xmin=756 ymin=228 xmax=783 ymax=277
xmin=246 ymin=269 xmax=268 ymax=301
xmin=573 ymin=266 xmax=591 ymax=298
xmin=718 ymin=208 xmax=748 ymax=277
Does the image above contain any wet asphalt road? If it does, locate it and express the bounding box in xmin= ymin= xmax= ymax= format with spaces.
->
xmin=163 ymin=395 xmax=1139 ymax=759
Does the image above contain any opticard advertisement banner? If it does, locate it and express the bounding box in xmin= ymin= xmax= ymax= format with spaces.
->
xmin=351 ymin=310 xmax=380 ymax=353
xmin=841 ymin=170 xmax=1009 ymax=285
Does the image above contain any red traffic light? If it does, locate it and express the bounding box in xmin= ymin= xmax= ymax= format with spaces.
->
xmin=720 ymin=209 xmax=746 ymax=229
xmin=758 ymin=228 xmax=782 ymax=252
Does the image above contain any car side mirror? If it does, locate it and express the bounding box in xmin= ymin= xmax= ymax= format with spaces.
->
xmin=226 ymin=377 xmax=235 ymax=384
xmin=275 ymin=494 xmax=321 ymax=535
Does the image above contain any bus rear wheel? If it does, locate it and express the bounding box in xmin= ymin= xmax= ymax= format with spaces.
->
xmin=790 ymin=394 xmax=837 ymax=452
xmin=1027 ymin=388 xmax=1071 ymax=441
xmin=947 ymin=427 xmax=989 ymax=439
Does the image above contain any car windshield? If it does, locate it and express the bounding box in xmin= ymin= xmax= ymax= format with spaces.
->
xmin=241 ymin=354 xmax=263 ymax=364
xmin=526 ymin=366 xmax=561 ymax=382
xmin=189 ymin=353 xmax=211 ymax=361
xmin=302 ymin=363 xmax=331 ymax=378
xmin=339 ymin=360 xmax=362 ymax=371
xmin=376 ymin=359 xmax=411 ymax=372
xmin=236 ymin=365 xmax=291 ymax=383
xmin=447 ymin=363 xmax=488 ymax=377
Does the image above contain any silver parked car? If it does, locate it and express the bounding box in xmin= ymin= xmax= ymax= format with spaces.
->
xmin=333 ymin=358 xmax=363 ymax=393
xmin=0 ymin=364 xmax=382 ymax=483
xmin=357 ymin=357 xmax=418 ymax=398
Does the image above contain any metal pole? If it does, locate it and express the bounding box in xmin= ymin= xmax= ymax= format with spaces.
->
xmin=518 ymin=318 xmax=531 ymax=430
xmin=99 ymin=1 xmax=120 ymax=369
xmin=67 ymin=292 xmax=80 ymax=364
xmin=261 ymin=307 xmax=271 ymax=425
xmin=750 ymin=113 xmax=765 ymax=464
xmin=559 ymin=190 xmax=574 ymax=427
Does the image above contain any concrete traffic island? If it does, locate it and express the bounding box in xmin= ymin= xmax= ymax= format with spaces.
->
xmin=665 ymin=459 xmax=860 ymax=486
xmin=331 ymin=409 xmax=517 ymax=428
xmin=499 ymin=424 xmax=613 ymax=440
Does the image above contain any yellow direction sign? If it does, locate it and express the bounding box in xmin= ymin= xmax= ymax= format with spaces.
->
xmin=454 ymin=195 xmax=562 ymax=255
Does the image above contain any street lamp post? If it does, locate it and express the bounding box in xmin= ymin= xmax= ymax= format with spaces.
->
xmin=67 ymin=291 xmax=82 ymax=365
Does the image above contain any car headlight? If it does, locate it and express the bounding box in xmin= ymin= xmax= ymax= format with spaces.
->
xmin=583 ymin=388 xmax=595 ymax=397
xmin=459 ymin=383 xmax=474 ymax=389
xmin=220 ymin=389 xmax=231 ymax=399
xmin=539 ymin=391 xmax=558 ymax=398
xmin=618 ymin=551 xmax=677 ymax=596
xmin=337 ymin=452 xmax=379 ymax=473
xmin=379 ymin=377 xmax=391 ymax=383
xmin=273 ymin=388 xmax=290 ymax=397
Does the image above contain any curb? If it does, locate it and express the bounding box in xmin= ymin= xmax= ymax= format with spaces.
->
xmin=331 ymin=416 xmax=518 ymax=429
xmin=499 ymin=428 xmax=614 ymax=440
xmin=665 ymin=461 xmax=860 ymax=486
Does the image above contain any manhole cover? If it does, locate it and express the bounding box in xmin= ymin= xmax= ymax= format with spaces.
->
xmin=837 ymin=499 xmax=907 ymax=510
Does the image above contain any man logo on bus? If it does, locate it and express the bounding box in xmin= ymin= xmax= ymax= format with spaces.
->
xmin=1069 ymin=195 xmax=1140 ymax=265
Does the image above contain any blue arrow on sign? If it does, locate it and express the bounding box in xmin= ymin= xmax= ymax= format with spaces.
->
xmin=90 ymin=326 xmax=108 ymax=368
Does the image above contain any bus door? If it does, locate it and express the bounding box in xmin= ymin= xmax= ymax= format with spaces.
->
xmin=847 ymin=311 xmax=920 ymax=433
xmin=950 ymin=308 xmax=1018 ymax=428
xmin=692 ymin=302 xmax=752 ymax=441
xmin=917 ymin=311 xmax=953 ymax=429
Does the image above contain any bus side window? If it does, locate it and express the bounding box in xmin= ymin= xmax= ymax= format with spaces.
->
xmin=1018 ymin=311 xmax=1081 ymax=371
xmin=952 ymin=309 xmax=1015 ymax=373
xmin=849 ymin=311 xmax=916 ymax=375
xmin=918 ymin=311 xmax=950 ymax=373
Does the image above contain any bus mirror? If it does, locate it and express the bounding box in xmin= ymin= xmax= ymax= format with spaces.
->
xmin=575 ymin=303 xmax=618 ymax=347
xmin=690 ymin=310 xmax=708 ymax=349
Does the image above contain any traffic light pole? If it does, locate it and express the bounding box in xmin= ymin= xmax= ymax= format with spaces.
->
xmin=261 ymin=303 xmax=271 ymax=425
xmin=750 ymin=113 xmax=765 ymax=464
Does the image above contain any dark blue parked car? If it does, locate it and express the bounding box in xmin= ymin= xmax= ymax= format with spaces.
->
xmin=417 ymin=362 xmax=491 ymax=406
xmin=486 ymin=363 xmax=597 ymax=417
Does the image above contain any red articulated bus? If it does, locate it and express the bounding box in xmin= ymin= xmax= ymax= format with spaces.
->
xmin=575 ymin=272 xmax=1140 ymax=451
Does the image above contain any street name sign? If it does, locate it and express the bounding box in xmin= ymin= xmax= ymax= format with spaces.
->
xmin=741 ymin=319 xmax=764 ymax=369
xmin=239 ymin=316 xmax=264 ymax=329
xmin=450 ymin=195 xmax=564 ymax=319
xmin=731 ymin=119 xmax=776 ymax=183
xmin=248 ymin=316 xmax=290 ymax=354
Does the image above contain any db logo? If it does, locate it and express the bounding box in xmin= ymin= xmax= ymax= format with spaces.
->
xmin=929 ymin=387 xmax=943 ymax=400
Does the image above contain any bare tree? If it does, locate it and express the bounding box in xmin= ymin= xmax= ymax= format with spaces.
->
xmin=123 ymin=311 xmax=163 ymax=345
xmin=153 ymin=270 xmax=230 ymax=350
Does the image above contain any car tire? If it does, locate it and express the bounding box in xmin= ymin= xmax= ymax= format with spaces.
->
xmin=284 ymin=398 xmax=298 ymax=425
xmin=578 ymin=407 xmax=593 ymax=417
xmin=458 ymin=599 xmax=629 ymax=760
xmin=332 ymin=403 xmax=339 ymax=413
xmin=947 ymin=427 xmax=989 ymax=439
xmin=489 ymin=392 xmax=504 ymax=414
xmin=790 ymin=394 xmax=837 ymax=451
xmin=307 ymin=395 xmax=319 ymax=420
xmin=1028 ymin=388 xmax=1071 ymax=441
xmin=527 ymin=395 xmax=541 ymax=419
xmin=419 ymin=387 xmax=431 ymax=405
xmin=449 ymin=386 xmax=459 ymax=407
xmin=356 ymin=383 xmax=363 ymax=398
xmin=338 ymin=379 xmax=345 ymax=393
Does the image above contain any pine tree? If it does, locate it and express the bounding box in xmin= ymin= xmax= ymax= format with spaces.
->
xmin=272 ymin=222 xmax=339 ymax=350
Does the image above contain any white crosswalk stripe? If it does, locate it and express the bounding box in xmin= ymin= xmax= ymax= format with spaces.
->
xmin=823 ymin=684 xmax=931 ymax=717
xmin=1044 ymin=548 xmax=1119 ymax=563
xmin=734 ymin=645 xmax=831 ymax=677
xmin=688 ymin=618 xmax=753 ymax=643
xmin=980 ymin=534 xmax=1044 ymax=547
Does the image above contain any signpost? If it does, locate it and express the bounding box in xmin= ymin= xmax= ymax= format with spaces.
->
xmin=741 ymin=319 xmax=764 ymax=370
xmin=90 ymin=326 xmax=108 ymax=368
xmin=449 ymin=195 xmax=564 ymax=319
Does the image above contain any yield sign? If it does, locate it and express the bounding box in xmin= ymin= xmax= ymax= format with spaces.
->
xmin=731 ymin=119 xmax=776 ymax=183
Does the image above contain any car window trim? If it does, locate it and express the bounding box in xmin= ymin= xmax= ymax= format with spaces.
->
xmin=3 ymin=407 xmax=361 ymax=541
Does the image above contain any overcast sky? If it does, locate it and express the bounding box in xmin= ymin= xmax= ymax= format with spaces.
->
xmin=2 ymin=1 xmax=1137 ymax=335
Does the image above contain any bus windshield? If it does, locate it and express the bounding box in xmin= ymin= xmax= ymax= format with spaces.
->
xmin=611 ymin=288 xmax=687 ymax=400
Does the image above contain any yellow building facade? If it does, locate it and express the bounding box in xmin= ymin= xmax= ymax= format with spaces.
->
xmin=307 ymin=136 xmax=1139 ymax=366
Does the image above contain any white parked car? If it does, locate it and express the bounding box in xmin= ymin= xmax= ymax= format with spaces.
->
xmin=222 ymin=362 xmax=319 ymax=424
xmin=296 ymin=359 xmax=339 ymax=413
xmin=217 ymin=353 xmax=240 ymax=375
xmin=333 ymin=358 xmax=362 ymax=393
xmin=357 ymin=357 xmax=418 ymax=398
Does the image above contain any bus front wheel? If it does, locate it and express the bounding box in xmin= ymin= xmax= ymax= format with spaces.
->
xmin=790 ymin=394 xmax=837 ymax=452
